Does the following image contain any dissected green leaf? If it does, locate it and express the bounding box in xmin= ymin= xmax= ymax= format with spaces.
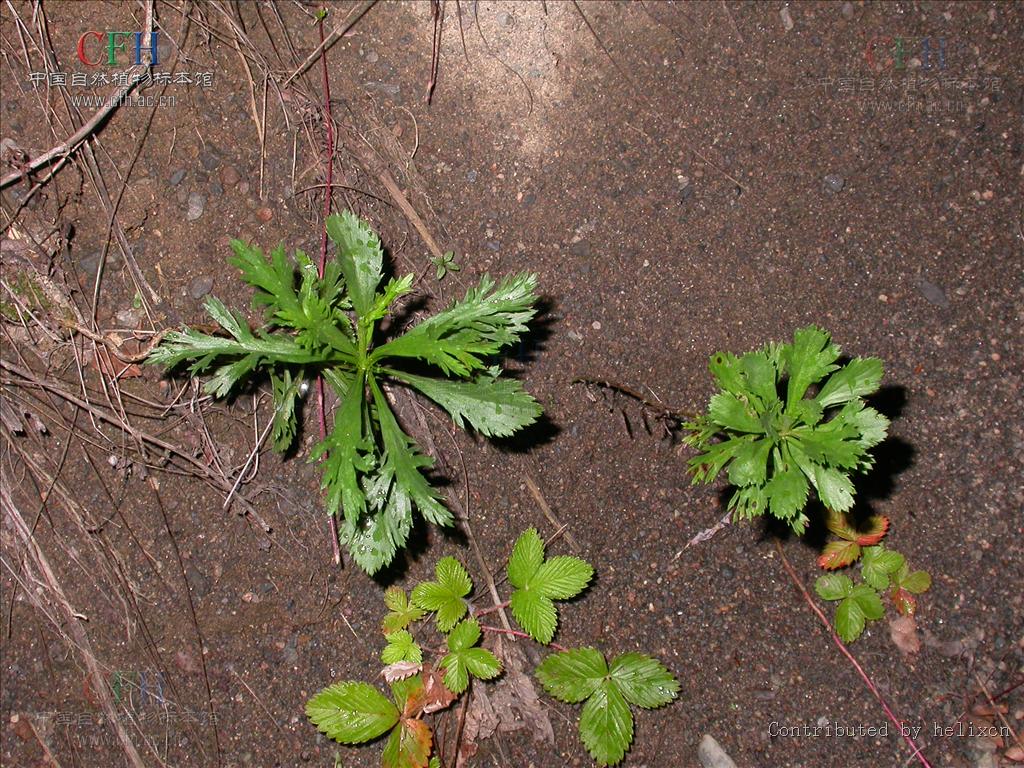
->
xmin=608 ymin=653 xmax=679 ymax=709
xmin=326 ymin=210 xmax=384 ymax=319
xmin=371 ymin=273 xmax=538 ymax=377
xmin=411 ymin=556 xmax=472 ymax=632
xmin=148 ymin=213 xmax=542 ymax=576
xmin=386 ymin=369 xmax=542 ymax=437
xmin=306 ymin=682 xmax=399 ymax=744
xmin=685 ymin=326 xmax=887 ymax=536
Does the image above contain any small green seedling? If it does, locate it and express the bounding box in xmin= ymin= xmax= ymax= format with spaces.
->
xmin=147 ymin=212 xmax=541 ymax=574
xmin=685 ymin=327 xmax=930 ymax=642
xmin=306 ymin=529 xmax=679 ymax=767
xmin=430 ymin=250 xmax=460 ymax=281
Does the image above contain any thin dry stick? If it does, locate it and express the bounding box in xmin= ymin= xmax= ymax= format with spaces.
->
xmin=281 ymin=0 xmax=378 ymax=86
xmin=2 ymin=488 xmax=146 ymax=768
xmin=314 ymin=11 xmax=342 ymax=566
xmin=973 ymin=672 xmax=1023 ymax=751
xmin=524 ymin=474 xmax=580 ymax=553
xmin=774 ymin=540 xmax=932 ymax=768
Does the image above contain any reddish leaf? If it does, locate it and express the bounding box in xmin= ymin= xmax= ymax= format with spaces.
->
xmin=817 ymin=539 xmax=861 ymax=570
xmin=825 ymin=509 xmax=857 ymax=541
xmin=855 ymin=516 xmax=890 ymax=546
xmin=382 ymin=718 xmax=432 ymax=768
xmin=421 ymin=664 xmax=456 ymax=715
xmin=892 ymin=587 xmax=917 ymax=616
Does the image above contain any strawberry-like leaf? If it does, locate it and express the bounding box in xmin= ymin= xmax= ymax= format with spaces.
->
xmin=817 ymin=539 xmax=861 ymax=570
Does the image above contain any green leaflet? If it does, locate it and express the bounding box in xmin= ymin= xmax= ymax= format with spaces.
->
xmin=411 ymin=556 xmax=472 ymax=632
xmin=306 ymin=682 xmax=399 ymax=744
xmin=147 ymin=212 xmax=542 ymax=574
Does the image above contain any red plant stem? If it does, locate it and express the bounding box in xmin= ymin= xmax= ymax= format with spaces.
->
xmin=473 ymin=601 xmax=510 ymax=618
xmin=774 ymin=541 xmax=932 ymax=768
xmin=479 ymin=625 xmax=568 ymax=653
xmin=316 ymin=12 xmax=340 ymax=565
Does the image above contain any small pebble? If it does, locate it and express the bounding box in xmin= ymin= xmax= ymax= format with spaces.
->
xmin=169 ymin=168 xmax=186 ymax=186
xmin=189 ymin=276 xmax=214 ymax=299
xmin=780 ymin=6 xmax=794 ymax=31
xmin=916 ymin=278 xmax=950 ymax=308
xmin=365 ymin=50 xmax=379 ymax=63
xmin=256 ymin=207 xmax=273 ymax=223
xmin=841 ymin=2 xmax=854 ymax=19
xmin=219 ymin=165 xmax=241 ymax=187
xmin=186 ymin=192 xmax=205 ymax=221
xmin=591 ymin=321 xmax=602 ymax=331
xmin=823 ymin=174 xmax=845 ymax=193
xmin=200 ymin=151 xmax=220 ymax=171
xmin=497 ymin=11 xmax=514 ymax=27
xmin=466 ymin=169 xmax=478 ymax=182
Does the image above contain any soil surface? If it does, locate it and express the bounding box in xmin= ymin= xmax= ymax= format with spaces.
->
xmin=1 ymin=2 xmax=1022 ymax=768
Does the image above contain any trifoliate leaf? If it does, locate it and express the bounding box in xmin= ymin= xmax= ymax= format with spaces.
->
xmin=507 ymin=531 xmax=592 ymax=643
xmin=439 ymin=619 xmax=501 ymax=693
xmin=507 ymin=528 xmax=545 ymax=588
xmin=381 ymin=718 xmax=431 ymax=768
xmin=833 ymin=585 xmax=884 ymax=642
xmin=411 ymin=557 xmax=471 ymax=632
xmin=382 ymin=630 xmax=422 ymax=664
xmin=306 ymin=682 xmax=399 ymax=744
xmin=386 ymin=369 xmax=542 ymax=437
xmin=535 ymin=647 xmax=608 ymax=703
xmin=579 ymin=680 xmax=634 ymax=766
xmin=815 ymin=573 xmax=854 ymax=601
xmin=816 ymin=357 xmax=884 ymax=408
xmin=383 ymin=587 xmax=426 ymax=634
xmin=608 ymin=653 xmax=679 ymax=709
xmin=860 ymin=545 xmax=905 ymax=591
xmin=850 ymin=584 xmax=885 ymax=620
xmin=326 ymin=210 xmax=384 ymax=319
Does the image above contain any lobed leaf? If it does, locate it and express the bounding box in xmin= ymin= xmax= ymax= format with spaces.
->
xmin=535 ymin=648 xmax=608 ymax=704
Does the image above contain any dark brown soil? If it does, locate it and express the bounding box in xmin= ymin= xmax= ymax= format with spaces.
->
xmin=2 ymin=2 xmax=1022 ymax=768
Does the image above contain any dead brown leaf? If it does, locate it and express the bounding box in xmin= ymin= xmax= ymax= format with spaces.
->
xmin=889 ymin=614 xmax=921 ymax=656
xmin=383 ymin=661 xmax=422 ymax=683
